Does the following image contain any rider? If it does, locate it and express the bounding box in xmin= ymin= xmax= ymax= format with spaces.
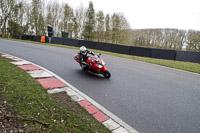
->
xmin=78 ymin=46 xmax=95 ymax=68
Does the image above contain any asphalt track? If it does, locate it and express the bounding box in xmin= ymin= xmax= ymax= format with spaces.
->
xmin=1 ymin=39 xmax=200 ymax=133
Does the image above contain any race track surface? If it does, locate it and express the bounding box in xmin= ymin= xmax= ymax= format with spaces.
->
xmin=1 ymin=39 xmax=200 ymax=133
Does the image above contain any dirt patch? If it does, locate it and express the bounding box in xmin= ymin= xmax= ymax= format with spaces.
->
xmin=51 ymin=91 xmax=103 ymax=128
xmin=0 ymin=96 xmax=31 ymax=133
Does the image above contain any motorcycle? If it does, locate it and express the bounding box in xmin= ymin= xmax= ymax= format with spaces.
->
xmin=74 ymin=53 xmax=111 ymax=78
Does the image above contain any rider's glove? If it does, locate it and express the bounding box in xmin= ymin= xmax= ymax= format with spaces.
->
xmin=91 ymin=52 xmax=94 ymax=55
xmin=86 ymin=62 xmax=93 ymax=68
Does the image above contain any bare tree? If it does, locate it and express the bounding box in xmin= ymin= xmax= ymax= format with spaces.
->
xmin=46 ymin=1 xmax=60 ymax=36
xmin=75 ymin=4 xmax=87 ymax=39
xmin=131 ymin=28 xmax=187 ymax=50
xmin=0 ymin=0 xmax=15 ymax=37
xmin=187 ymin=30 xmax=200 ymax=51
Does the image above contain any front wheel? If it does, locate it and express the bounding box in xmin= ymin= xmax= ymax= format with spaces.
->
xmin=102 ymin=71 xmax=111 ymax=78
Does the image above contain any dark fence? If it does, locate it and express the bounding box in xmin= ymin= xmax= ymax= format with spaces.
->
xmin=94 ymin=42 xmax=112 ymax=52
xmin=11 ymin=35 xmax=200 ymax=63
xmin=13 ymin=35 xmax=42 ymax=42
xmin=130 ymin=46 xmax=152 ymax=57
xmin=30 ymin=35 xmax=36 ymax=41
xmin=36 ymin=36 xmax=41 ymax=42
xmin=51 ymin=37 xmax=64 ymax=44
xmin=79 ymin=40 xmax=95 ymax=49
xmin=151 ymin=49 xmax=177 ymax=60
xmin=63 ymin=38 xmax=79 ymax=47
xmin=12 ymin=35 xmax=21 ymax=39
xmin=176 ymin=51 xmax=200 ymax=63
xmin=111 ymin=44 xmax=130 ymax=55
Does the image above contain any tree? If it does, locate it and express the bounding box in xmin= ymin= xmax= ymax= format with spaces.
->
xmin=31 ymin=0 xmax=42 ymax=35
xmin=105 ymin=14 xmax=111 ymax=43
xmin=75 ymin=4 xmax=87 ymax=39
xmin=23 ymin=1 xmax=33 ymax=35
xmin=7 ymin=1 xmax=24 ymax=36
xmin=96 ymin=10 xmax=104 ymax=42
xmin=37 ymin=12 xmax=45 ymax=35
xmin=0 ymin=0 xmax=15 ymax=37
xmin=117 ymin=13 xmax=130 ymax=44
xmin=46 ymin=1 xmax=60 ymax=36
xmin=111 ymin=13 xmax=121 ymax=44
xmin=16 ymin=1 xmax=25 ymax=35
xmin=63 ymin=4 xmax=74 ymax=38
xmin=72 ymin=17 xmax=79 ymax=38
xmin=8 ymin=20 xmax=19 ymax=36
xmin=187 ymin=30 xmax=200 ymax=51
xmin=82 ymin=1 xmax=95 ymax=40
xmin=130 ymin=28 xmax=187 ymax=50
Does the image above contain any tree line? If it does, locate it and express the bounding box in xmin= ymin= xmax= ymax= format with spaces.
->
xmin=0 ymin=0 xmax=200 ymax=52
xmin=131 ymin=29 xmax=200 ymax=51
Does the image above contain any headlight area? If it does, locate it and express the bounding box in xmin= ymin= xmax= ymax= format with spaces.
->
xmin=98 ymin=65 xmax=103 ymax=68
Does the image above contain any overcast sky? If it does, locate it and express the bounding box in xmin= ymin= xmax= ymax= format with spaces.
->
xmin=60 ymin=0 xmax=200 ymax=31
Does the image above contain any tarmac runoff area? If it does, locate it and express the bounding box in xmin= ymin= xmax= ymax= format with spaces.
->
xmin=0 ymin=52 xmax=139 ymax=133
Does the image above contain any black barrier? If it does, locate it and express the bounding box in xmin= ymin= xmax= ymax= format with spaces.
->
xmin=26 ymin=35 xmax=31 ymax=40
xmin=24 ymin=35 xmax=28 ymax=40
xmin=51 ymin=37 xmax=64 ymax=44
xmin=151 ymin=49 xmax=177 ymax=60
xmin=111 ymin=44 xmax=131 ymax=55
xmin=45 ymin=36 xmax=49 ymax=43
xmin=11 ymin=35 xmax=15 ymax=39
xmin=78 ymin=40 xmax=95 ymax=49
xmin=176 ymin=51 xmax=200 ymax=63
xmin=11 ymin=35 xmax=16 ymax=39
xmin=12 ymin=35 xmax=20 ymax=39
xmin=94 ymin=42 xmax=112 ymax=52
xmin=63 ymin=38 xmax=79 ymax=47
xmin=36 ymin=36 xmax=41 ymax=42
xmin=15 ymin=35 xmax=21 ymax=39
xmin=22 ymin=35 xmax=31 ymax=40
xmin=130 ymin=46 xmax=152 ymax=57
xmin=30 ymin=35 xmax=36 ymax=41
xmin=21 ymin=35 xmax=26 ymax=40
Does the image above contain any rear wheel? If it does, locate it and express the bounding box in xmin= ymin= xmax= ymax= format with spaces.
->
xmin=102 ymin=71 xmax=111 ymax=78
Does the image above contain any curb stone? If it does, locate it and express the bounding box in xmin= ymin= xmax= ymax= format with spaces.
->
xmin=0 ymin=52 xmax=139 ymax=133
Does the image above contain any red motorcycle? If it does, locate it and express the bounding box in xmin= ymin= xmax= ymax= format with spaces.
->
xmin=74 ymin=53 xmax=111 ymax=78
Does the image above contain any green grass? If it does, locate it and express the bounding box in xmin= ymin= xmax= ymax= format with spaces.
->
xmin=1 ymin=37 xmax=200 ymax=74
xmin=0 ymin=57 xmax=110 ymax=132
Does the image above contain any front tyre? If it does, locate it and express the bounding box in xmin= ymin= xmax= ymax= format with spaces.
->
xmin=102 ymin=71 xmax=111 ymax=78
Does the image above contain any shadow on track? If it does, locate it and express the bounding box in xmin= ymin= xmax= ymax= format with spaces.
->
xmin=74 ymin=69 xmax=111 ymax=80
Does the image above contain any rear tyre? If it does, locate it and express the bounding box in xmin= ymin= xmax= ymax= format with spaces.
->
xmin=102 ymin=71 xmax=111 ymax=78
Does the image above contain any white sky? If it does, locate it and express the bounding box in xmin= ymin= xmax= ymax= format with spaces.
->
xmin=60 ymin=0 xmax=200 ymax=31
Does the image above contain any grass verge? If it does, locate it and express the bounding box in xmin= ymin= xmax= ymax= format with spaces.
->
xmin=1 ymin=37 xmax=200 ymax=74
xmin=0 ymin=57 xmax=110 ymax=132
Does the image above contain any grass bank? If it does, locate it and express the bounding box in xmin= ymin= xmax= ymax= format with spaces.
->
xmin=1 ymin=37 xmax=200 ymax=74
xmin=0 ymin=57 xmax=110 ymax=132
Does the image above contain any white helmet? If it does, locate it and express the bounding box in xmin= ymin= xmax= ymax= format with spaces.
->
xmin=80 ymin=46 xmax=87 ymax=55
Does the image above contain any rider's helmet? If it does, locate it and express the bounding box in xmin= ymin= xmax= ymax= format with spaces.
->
xmin=80 ymin=46 xmax=87 ymax=55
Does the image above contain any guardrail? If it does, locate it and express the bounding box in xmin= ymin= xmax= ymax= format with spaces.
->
xmin=12 ymin=35 xmax=200 ymax=63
